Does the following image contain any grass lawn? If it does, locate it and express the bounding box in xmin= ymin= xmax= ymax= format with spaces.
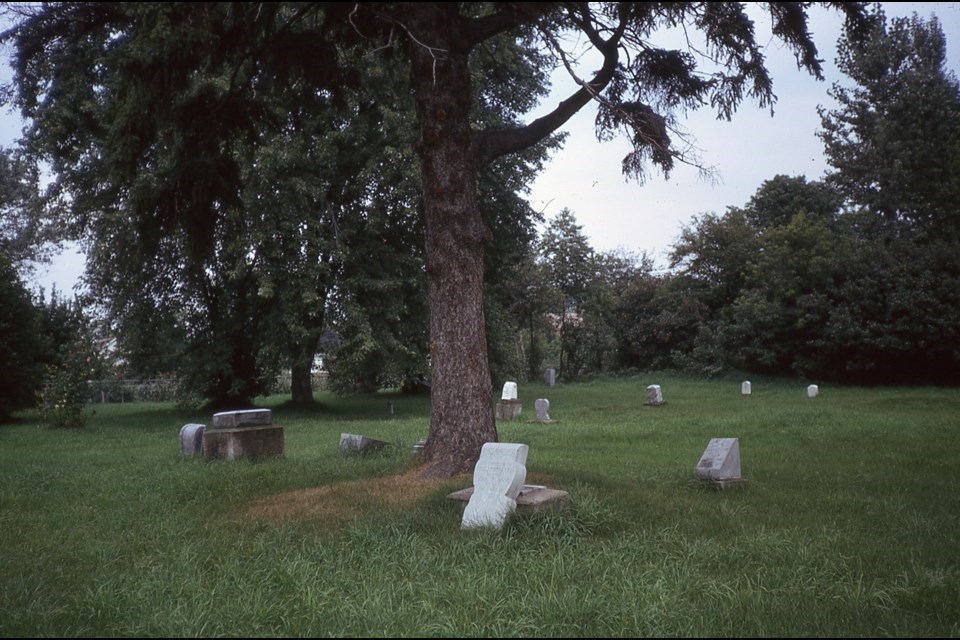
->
xmin=2 ymin=373 xmax=958 ymax=637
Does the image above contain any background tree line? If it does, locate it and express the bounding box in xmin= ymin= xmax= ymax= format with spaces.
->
xmin=1 ymin=4 xmax=956 ymax=431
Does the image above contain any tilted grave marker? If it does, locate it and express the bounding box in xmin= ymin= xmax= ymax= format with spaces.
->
xmin=461 ymin=443 xmax=528 ymax=529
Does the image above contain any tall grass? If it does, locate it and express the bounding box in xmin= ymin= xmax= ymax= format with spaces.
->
xmin=2 ymin=375 xmax=958 ymax=636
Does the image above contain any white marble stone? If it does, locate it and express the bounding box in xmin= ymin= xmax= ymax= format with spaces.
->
xmin=339 ymin=433 xmax=388 ymax=453
xmin=212 ymin=408 xmax=272 ymax=429
xmin=807 ymin=384 xmax=819 ymax=398
xmin=461 ymin=443 xmax=528 ymax=529
xmin=646 ymin=384 xmax=664 ymax=405
xmin=535 ymin=398 xmax=551 ymax=422
xmin=695 ymin=438 xmax=741 ymax=481
xmin=742 ymin=381 xmax=751 ymax=395
xmin=179 ymin=423 xmax=205 ymax=456
xmin=501 ymin=381 xmax=518 ymax=401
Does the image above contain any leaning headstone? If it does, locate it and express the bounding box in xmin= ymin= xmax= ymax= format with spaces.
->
xmin=534 ymin=398 xmax=553 ymax=423
xmin=695 ymin=437 xmax=745 ymax=488
xmin=179 ymin=423 xmax=205 ymax=456
xmin=544 ymin=367 xmax=556 ymax=388
xmin=741 ymin=381 xmax=752 ymax=396
xmin=501 ymin=381 xmax=518 ymax=400
xmin=203 ymin=408 xmax=284 ymax=461
xmin=461 ymin=443 xmax=528 ymax=529
xmin=339 ymin=433 xmax=388 ymax=454
xmin=807 ymin=384 xmax=819 ymax=398
xmin=646 ymin=384 xmax=664 ymax=406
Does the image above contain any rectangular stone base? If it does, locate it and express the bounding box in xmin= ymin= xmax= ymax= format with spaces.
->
xmin=448 ymin=484 xmax=570 ymax=514
xmin=495 ymin=399 xmax=522 ymax=421
xmin=203 ymin=424 xmax=285 ymax=461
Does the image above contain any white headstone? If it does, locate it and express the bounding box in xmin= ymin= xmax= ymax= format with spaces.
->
xmin=807 ymin=384 xmax=819 ymax=398
xmin=544 ymin=368 xmax=556 ymax=387
xmin=461 ymin=443 xmax=528 ymax=529
xmin=741 ymin=381 xmax=751 ymax=395
xmin=501 ymin=381 xmax=518 ymax=401
xmin=646 ymin=384 xmax=663 ymax=405
xmin=535 ymin=398 xmax=551 ymax=422
xmin=695 ymin=438 xmax=741 ymax=481
xmin=179 ymin=423 xmax=205 ymax=456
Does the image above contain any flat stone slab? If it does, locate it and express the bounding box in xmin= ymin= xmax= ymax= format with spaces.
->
xmin=203 ymin=424 xmax=284 ymax=461
xmin=339 ymin=433 xmax=388 ymax=453
xmin=449 ymin=484 xmax=571 ymax=514
xmin=212 ymin=408 xmax=272 ymax=429
xmin=695 ymin=477 xmax=750 ymax=490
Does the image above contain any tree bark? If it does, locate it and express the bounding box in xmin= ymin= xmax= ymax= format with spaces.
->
xmin=404 ymin=4 xmax=498 ymax=477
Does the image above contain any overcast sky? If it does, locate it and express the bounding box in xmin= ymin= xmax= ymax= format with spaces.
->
xmin=6 ymin=2 xmax=960 ymax=293
xmin=527 ymin=2 xmax=960 ymax=270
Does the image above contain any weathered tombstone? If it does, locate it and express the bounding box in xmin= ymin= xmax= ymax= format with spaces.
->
xmin=339 ymin=433 xmax=388 ymax=454
xmin=461 ymin=442 xmax=528 ymax=529
xmin=412 ymin=437 xmax=428 ymax=456
xmin=807 ymin=384 xmax=819 ymax=398
xmin=534 ymin=398 xmax=553 ymax=423
xmin=646 ymin=384 xmax=664 ymax=405
xmin=203 ymin=408 xmax=284 ymax=461
xmin=179 ymin=423 xmax=205 ymax=456
xmin=387 ymin=401 xmax=395 ymax=417
xmin=496 ymin=381 xmax=522 ymax=420
xmin=212 ymin=408 xmax=272 ymax=428
xmin=695 ymin=437 xmax=745 ymax=487
xmin=544 ymin=367 xmax=556 ymax=388
xmin=741 ymin=381 xmax=752 ymax=396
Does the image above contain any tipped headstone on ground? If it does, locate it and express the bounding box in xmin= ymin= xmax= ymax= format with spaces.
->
xmin=695 ymin=437 xmax=746 ymax=488
xmin=202 ymin=408 xmax=284 ymax=461
xmin=645 ymin=384 xmax=665 ymax=406
xmin=742 ymin=381 xmax=752 ymax=396
xmin=339 ymin=433 xmax=388 ymax=454
xmin=808 ymin=384 xmax=819 ymax=398
xmin=534 ymin=398 xmax=554 ymax=423
xmin=496 ymin=381 xmax=522 ymax=420
xmin=544 ymin=367 xmax=556 ymax=387
xmin=179 ymin=423 xmax=205 ymax=456
xmin=449 ymin=443 xmax=570 ymax=522
xmin=460 ymin=442 xmax=528 ymax=529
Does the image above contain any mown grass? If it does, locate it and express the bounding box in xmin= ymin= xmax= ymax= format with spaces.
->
xmin=1 ymin=374 xmax=958 ymax=637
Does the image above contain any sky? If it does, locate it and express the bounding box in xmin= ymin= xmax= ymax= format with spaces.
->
xmin=5 ymin=2 xmax=960 ymax=292
xmin=527 ymin=2 xmax=960 ymax=270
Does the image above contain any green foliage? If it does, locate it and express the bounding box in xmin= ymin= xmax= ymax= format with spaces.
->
xmin=36 ymin=339 xmax=93 ymax=429
xmin=819 ymin=6 xmax=960 ymax=236
xmin=0 ymin=256 xmax=43 ymax=420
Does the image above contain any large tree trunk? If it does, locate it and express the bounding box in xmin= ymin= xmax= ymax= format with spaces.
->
xmin=405 ymin=4 xmax=498 ymax=478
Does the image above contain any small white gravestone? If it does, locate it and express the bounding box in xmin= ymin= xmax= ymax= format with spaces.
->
xmin=535 ymin=398 xmax=552 ymax=422
xmin=807 ymin=384 xmax=819 ymax=398
xmin=695 ymin=438 xmax=742 ymax=483
xmin=742 ymin=381 xmax=751 ymax=396
xmin=339 ymin=433 xmax=388 ymax=454
xmin=646 ymin=384 xmax=664 ymax=405
xmin=179 ymin=423 xmax=205 ymax=456
xmin=501 ymin=381 xmax=518 ymax=401
xmin=544 ymin=367 xmax=556 ymax=387
xmin=462 ymin=443 xmax=528 ymax=529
